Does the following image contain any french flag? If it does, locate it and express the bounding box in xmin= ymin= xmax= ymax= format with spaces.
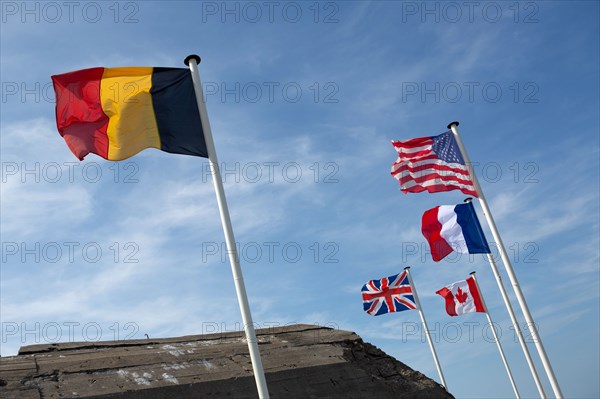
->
xmin=422 ymin=201 xmax=491 ymax=262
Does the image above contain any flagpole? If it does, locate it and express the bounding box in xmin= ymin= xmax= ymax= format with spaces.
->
xmin=470 ymin=272 xmax=520 ymax=399
xmin=449 ymin=121 xmax=562 ymax=399
xmin=185 ymin=55 xmax=269 ymax=399
xmin=404 ymin=267 xmax=448 ymax=389
xmin=465 ymin=200 xmax=546 ymax=398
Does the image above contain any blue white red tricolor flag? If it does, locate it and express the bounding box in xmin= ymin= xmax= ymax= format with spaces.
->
xmin=361 ymin=271 xmax=417 ymax=316
xmin=391 ymin=131 xmax=478 ymax=197
xmin=436 ymin=276 xmax=486 ymax=316
xmin=422 ymin=201 xmax=491 ymax=262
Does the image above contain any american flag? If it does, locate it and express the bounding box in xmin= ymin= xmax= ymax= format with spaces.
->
xmin=361 ymin=271 xmax=416 ymax=316
xmin=391 ymin=130 xmax=478 ymax=197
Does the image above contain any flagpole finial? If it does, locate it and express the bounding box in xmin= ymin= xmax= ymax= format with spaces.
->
xmin=447 ymin=121 xmax=460 ymax=129
xmin=470 ymin=271 xmax=477 ymax=275
xmin=184 ymin=54 xmax=201 ymax=66
xmin=404 ymin=266 xmax=411 ymax=271
xmin=464 ymin=197 xmax=473 ymax=203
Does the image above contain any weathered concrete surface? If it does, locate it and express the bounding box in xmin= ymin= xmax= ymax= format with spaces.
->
xmin=0 ymin=324 xmax=453 ymax=398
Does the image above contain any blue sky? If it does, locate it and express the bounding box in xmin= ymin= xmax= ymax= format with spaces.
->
xmin=1 ymin=1 xmax=598 ymax=398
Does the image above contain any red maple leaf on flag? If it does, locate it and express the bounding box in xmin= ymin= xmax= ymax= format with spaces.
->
xmin=456 ymin=287 xmax=468 ymax=304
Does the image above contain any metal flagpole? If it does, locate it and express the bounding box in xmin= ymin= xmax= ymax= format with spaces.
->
xmin=470 ymin=272 xmax=521 ymax=399
xmin=403 ymin=267 xmax=448 ymax=390
xmin=449 ymin=121 xmax=563 ymax=399
xmin=464 ymin=199 xmax=546 ymax=398
xmin=185 ymin=55 xmax=270 ymax=399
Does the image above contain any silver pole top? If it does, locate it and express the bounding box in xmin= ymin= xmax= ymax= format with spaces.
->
xmin=447 ymin=121 xmax=460 ymax=129
xmin=184 ymin=54 xmax=201 ymax=66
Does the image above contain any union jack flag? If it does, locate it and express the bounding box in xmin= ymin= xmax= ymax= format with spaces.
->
xmin=361 ymin=271 xmax=417 ymax=316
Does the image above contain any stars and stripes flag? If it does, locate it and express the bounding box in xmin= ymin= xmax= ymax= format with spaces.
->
xmin=391 ymin=130 xmax=478 ymax=197
xmin=361 ymin=271 xmax=417 ymax=316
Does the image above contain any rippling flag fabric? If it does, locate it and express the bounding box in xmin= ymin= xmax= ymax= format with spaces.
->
xmin=361 ymin=271 xmax=416 ymax=316
xmin=51 ymin=67 xmax=208 ymax=161
xmin=391 ymin=130 xmax=477 ymax=197
xmin=422 ymin=201 xmax=491 ymax=262
xmin=436 ymin=276 xmax=485 ymax=316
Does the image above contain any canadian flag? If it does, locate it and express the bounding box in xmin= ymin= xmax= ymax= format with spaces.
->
xmin=436 ymin=276 xmax=486 ymax=316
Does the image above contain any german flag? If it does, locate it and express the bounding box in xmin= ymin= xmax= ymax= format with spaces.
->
xmin=51 ymin=67 xmax=208 ymax=161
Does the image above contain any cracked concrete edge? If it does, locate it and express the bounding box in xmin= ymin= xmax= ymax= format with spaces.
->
xmin=16 ymin=324 xmax=352 ymax=355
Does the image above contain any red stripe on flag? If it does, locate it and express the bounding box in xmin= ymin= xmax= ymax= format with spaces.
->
xmin=403 ymin=183 xmax=478 ymax=197
xmin=368 ymin=281 xmax=379 ymax=292
xmin=51 ymin=67 xmax=109 ymax=160
xmin=394 ymin=148 xmax=434 ymax=160
xmin=392 ymin=137 xmax=434 ymax=150
xmin=395 ymin=298 xmax=417 ymax=310
xmin=397 ymin=170 xmax=474 ymax=187
xmin=422 ymin=207 xmax=454 ymax=262
xmin=467 ymin=276 xmax=486 ymax=313
xmin=361 ymin=286 xmax=412 ymax=301
xmin=367 ymin=301 xmax=379 ymax=315
xmin=391 ymin=158 xmax=471 ymax=178
xmin=436 ymin=287 xmax=458 ymax=316
xmin=384 ymin=295 xmax=395 ymax=313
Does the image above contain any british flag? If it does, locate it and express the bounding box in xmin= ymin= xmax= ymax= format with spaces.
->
xmin=361 ymin=271 xmax=417 ymax=316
